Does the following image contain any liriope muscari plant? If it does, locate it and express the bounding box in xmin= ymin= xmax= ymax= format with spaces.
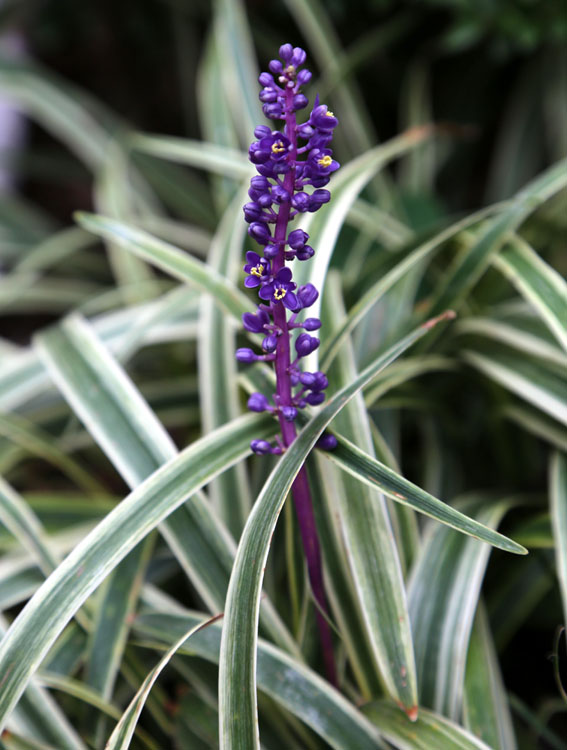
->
xmin=235 ymin=43 xmax=340 ymax=683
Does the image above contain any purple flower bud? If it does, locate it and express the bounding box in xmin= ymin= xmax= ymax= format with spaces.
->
xmin=299 ymin=372 xmax=316 ymax=387
xmin=288 ymin=229 xmax=309 ymax=249
xmin=268 ymin=59 xmax=283 ymax=74
xmin=298 ymin=283 xmax=319 ymax=308
xmin=281 ymin=406 xmax=298 ymax=422
xmin=279 ymin=44 xmax=293 ymax=61
xmin=308 ymin=189 xmax=331 ymax=211
xmin=291 ymin=47 xmax=307 ymax=66
xmin=306 ymin=391 xmax=325 ymax=405
xmin=310 ymin=175 xmax=331 ymax=188
xmin=289 ymin=368 xmax=300 ymax=386
xmin=263 ymin=102 xmax=283 ymax=119
xmin=292 ymin=94 xmax=308 ymax=110
xmin=309 ymin=132 xmax=334 ymax=149
xmin=311 ymin=372 xmax=329 ymax=391
xmin=250 ymin=175 xmax=270 ymax=191
xmin=236 ymin=348 xmax=257 ymax=363
xmin=243 ymin=202 xmax=264 ymax=222
xmin=271 ymin=185 xmax=290 ymax=204
xmin=258 ymin=192 xmax=273 ymax=207
xmin=303 ymin=317 xmax=321 ymax=331
xmin=251 ymin=439 xmax=272 ymax=455
xmin=264 ymin=244 xmax=279 ymax=259
xmin=262 ymin=334 xmax=278 ymax=352
xmin=258 ymin=72 xmax=274 ymax=87
xmin=259 ymin=88 xmax=278 ymax=103
xmin=242 ymin=310 xmax=268 ymax=333
xmin=294 ymin=163 xmax=305 ymax=179
xmin=248 ymin=222 xmax=271 ymax=245
xmin=297 ymin=123 xmax=314 ymax=140
xmin=296 ymin=245 xmax=314 ymax=261
xmin=297 ymin=69 xmax=312 ymax=85
xmin=249 ymin=142 xmax=270 ymax=164
xmin=248 ymin=392 xmax=270 ymax=412
xmin=291 ymin=192 xmax=310 ymax=212
xmin=317 ymin=433 xmax=337 ymax=450
xmin=312 ymin=188 xmax=331 ymax=203
xmin=295 ymin=333 xmax=320 ymax=357
xmin=254 ymin=125 xmax=272 ymax=139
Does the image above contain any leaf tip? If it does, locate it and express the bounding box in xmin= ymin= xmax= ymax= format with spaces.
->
xmin=73 ymin=210 xmax=90 ymax=226
xmin=511 ymin=541 xmax=529 ymax=556
xmin=401 ymin=703 xmax=419 ymax=722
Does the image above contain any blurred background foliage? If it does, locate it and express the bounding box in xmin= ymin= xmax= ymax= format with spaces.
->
xmin=0 ymin=0 xmax=566 ymax=747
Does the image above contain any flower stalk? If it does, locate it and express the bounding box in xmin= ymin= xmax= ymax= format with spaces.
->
xmin=236 ymin=44 xmax=340 ymax=685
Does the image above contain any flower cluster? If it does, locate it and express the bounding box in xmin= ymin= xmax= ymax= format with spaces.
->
xmin=236 ymin=44 xmax=339 ymax=456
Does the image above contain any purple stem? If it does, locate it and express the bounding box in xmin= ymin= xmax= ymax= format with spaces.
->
xmin=269 ymin=85 xmax=337 ymax=687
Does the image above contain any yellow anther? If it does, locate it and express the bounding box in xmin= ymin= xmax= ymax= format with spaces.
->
xmin=284 ymin=65 xmax=296 ymax=77
xmin=325 ymin=110 xmax=334 ymax=117
xmin=274 ymin=287 xmax=287 ymax=301
xmin=271 ymin=141 xmax=286 ymax=154
xmin=250 ymin=265 xmax=263 ymax=277
xmin=318 ymin=155 xmax=333 ymax=168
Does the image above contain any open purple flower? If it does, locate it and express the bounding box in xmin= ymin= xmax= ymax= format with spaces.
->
xmin=258 ymin=267 xmax=298 ymax=310
xmin=307 ymin=148 xmax=340 ymax=178
xmin=258 ymin=132 xmax=291 ymax=162
xmin=243 ymin=251 xmax=271 ymax=288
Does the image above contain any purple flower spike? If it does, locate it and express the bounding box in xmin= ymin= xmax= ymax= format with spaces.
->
xmin=240 ymin=42 xmax=341 ymax=688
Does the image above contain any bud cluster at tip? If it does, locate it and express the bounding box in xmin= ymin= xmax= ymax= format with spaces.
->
xmin=237 ymin=44 xmax=339 ymax=455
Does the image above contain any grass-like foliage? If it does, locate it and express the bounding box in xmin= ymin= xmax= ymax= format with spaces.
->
xmin=0 ymin=1 xmax=565 ymax=748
